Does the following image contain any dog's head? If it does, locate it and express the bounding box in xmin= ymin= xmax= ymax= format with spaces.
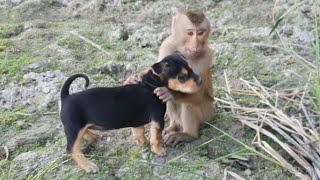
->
xmin=149 ymin=52 xmax=202 ymax=94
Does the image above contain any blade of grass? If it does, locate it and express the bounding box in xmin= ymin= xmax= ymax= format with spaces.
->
xmin=269 ymin=0 xmax=307 ymax=35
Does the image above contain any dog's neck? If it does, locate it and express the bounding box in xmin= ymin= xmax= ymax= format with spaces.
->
xmin=140 ymin=70 xmax=165 ymax=90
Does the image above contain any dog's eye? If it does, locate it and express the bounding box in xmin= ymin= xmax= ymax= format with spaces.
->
xmin=177 ymin=74 xmax=188 ymax=82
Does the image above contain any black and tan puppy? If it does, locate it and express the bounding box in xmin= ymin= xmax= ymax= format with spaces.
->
xmin=59 ymin=53 xmax=202 ymax=173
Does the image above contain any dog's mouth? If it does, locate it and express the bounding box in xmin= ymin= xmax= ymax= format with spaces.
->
xmin=167 ymin=77 xmax=201 ymax=94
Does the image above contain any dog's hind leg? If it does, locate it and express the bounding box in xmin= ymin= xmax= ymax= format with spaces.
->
xmin=150 ymin=121 xmax=166 ymax=156
xmin=131 ymin=126 xmax=149 ymax=145
xmin=83 ymin=129 xmax=101 ymax=144
xmin=70 ymin=124 xmax=99 ymax=173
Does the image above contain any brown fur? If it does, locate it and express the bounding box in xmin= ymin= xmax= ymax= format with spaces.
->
xmin=131 ymin=126 xmax=148 ymax=145
xmin=71 ymin=124 xmax=99 ymax=173
xmin=168 ymin=78 xmax=199 ymax=94
xmin=158 ymin=10 xmax=214 ymax=145
xmin=182 ymin=10 xmax=205 ymax=25
xmin=150 ymin=121 xmax=166 ymax=155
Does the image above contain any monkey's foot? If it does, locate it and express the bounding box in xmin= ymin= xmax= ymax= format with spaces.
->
xmin=162 ymin=125 xmax=178 ymax=137
xmin=163 ymin=132 xmax=197 ymax=146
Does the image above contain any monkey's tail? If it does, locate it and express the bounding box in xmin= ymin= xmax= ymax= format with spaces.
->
xmin=60 ymin=74 xmax=90 ymax=100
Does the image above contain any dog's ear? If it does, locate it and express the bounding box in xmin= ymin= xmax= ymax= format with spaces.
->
xmin=151 ymin=62 xmax=163 ymax=75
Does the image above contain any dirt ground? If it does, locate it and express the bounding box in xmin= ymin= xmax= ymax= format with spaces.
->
xmin=0 ymin=0 xmax=318 ymax=179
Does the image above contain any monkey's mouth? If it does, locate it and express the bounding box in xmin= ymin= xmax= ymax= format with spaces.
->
xmin=184 ymin=48 xmax=202 ymax=58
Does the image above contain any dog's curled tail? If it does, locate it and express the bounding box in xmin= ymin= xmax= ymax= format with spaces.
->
xmin=60 ymin=74 xmax=90 ymax=100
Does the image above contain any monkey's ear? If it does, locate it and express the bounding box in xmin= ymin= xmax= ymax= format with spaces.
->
xmin=171 ymin=14 xmax=178 ymax=33
xmin=151 ymin=62 xmax=163 ymax=75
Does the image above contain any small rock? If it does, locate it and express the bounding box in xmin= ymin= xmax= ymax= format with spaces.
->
xmin=16 ymin=120 xmax=32 ymax=129
xmin=14 ymin=151 xmax=37 ymax=161
xmin=106 ymin=136 xmax=111 ymax=142
xmin=140 ymin=39 xmax=152 ymax=48
xmin=212 ymin=29 xmax=223 ymax=36
xmin=99 ymin=61 xmax=124 ymax=74
xmin=141 ymin=152 xmax=148 ymax=159
xmin=23 ymin=72 xmax=37 ymax=83
xmin=300 ymin=5 xmax=311 ymax=14
xmin=124 ymin=52 xmax=136 ymax=61
xmin=280 ymin=26 xmax=293 ymax=37
xmin=244 ymin=168 xmax=252 ymax=176
xmin=125 ymin=63 xmax=134 ymax=72
xmin=43 ymin=71 xmax=55 ymax=79
xmin=113 ymin=26 xmax=129 ymax=41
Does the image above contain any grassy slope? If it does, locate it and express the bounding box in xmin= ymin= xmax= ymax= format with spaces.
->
xmin=1 ymin=0 xmax=317 ymax=179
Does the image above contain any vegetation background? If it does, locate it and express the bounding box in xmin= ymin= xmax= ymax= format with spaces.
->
xmin=0 ymin=0 xmax=319 ymax=179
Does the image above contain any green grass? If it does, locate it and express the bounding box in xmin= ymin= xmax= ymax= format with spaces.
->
xmin=0 ymin=23 xmax=24 ymax=39
xmin=0 ymin=53 xmax=35 ymax=80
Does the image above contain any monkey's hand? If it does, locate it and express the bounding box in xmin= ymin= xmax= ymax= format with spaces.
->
xmin=163 ymin=132 xmax=197 ymax=146
xmin=154 ymin=87 xmax=173 ymax=102
xmin=123 ymin=74 xmax=141 ymax=85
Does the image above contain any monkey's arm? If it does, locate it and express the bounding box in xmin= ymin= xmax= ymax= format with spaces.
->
xmin=123 ymin=67 xmax=150 ymax=85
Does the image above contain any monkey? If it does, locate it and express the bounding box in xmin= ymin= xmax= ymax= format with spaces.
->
xmin=155 ymin=10 xmax=214 ymax=145
xmin=124 ymin=10 xmax=214 ymax=146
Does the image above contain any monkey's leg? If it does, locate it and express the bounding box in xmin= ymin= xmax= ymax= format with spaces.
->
xmin=163 ymin=101 xmax=180 ymax=136
xmin=164 ymin=104 xmax=202 ymax=146
xmin=131 ymin=125 xmax=149 ymax=145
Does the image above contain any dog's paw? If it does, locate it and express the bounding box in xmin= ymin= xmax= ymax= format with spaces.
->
xmin=136 ymin=137 xmax=149 ymax=145
xmin=84 ymin=161 xmax=99 ymax=173
xmin=152 ymin=146 xmax=166 ymax=156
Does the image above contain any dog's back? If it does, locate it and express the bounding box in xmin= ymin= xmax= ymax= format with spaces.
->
xmin=61 ymin=84 xmax=165 ymax=130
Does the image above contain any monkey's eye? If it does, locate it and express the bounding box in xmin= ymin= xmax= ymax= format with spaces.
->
xmin=197 ymin=31 xmax=205 ymax=36
xmin=187 ymin=32 xmax=194 ymax=36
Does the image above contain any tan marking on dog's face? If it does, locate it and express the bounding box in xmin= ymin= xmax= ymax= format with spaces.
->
xmin=181 ymin=68 xmax=188 ymax=75
xmin=168 ymin=77 xmax=200 ymax=94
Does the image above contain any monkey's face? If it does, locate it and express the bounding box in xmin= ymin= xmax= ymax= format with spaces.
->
xmin=151 ymin=53 xmax=202 ymax=94
xmin=174 ymin=14 xmax=210 ymax=58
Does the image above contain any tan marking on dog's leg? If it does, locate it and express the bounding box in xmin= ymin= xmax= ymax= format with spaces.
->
xmin=131 ymin=126 xmax=148 ymax=145
xmin=150 ymin=121 xmax=166 ymax=156
xmin=71 ymin=125 xmax=99 ymax=173
xmin=83 ymin=129 xmax=101 ymax=144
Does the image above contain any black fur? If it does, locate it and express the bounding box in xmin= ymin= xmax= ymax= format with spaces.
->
xmin=59 ymin=53 xmax=198 ymax=152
